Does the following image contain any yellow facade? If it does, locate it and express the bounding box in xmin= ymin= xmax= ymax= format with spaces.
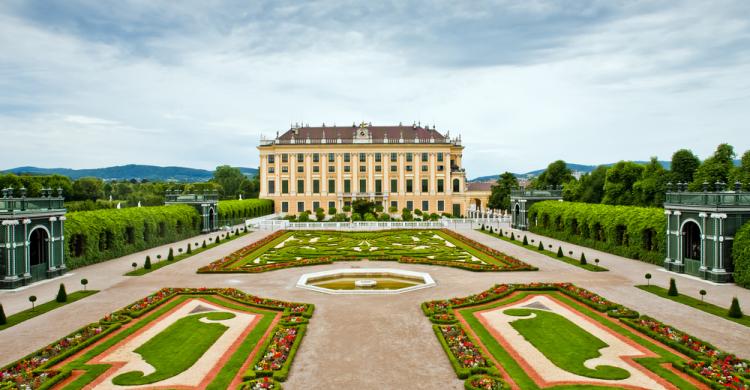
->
xmin=257 ymin=124 xmax=489 ymax=216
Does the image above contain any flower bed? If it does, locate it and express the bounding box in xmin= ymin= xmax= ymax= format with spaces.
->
xmin=0 ymin=288 xmax=313 ymax=390
xmin=246 ymin=325 xmax=307 ymax=381
xmin=465 ymin=374 xmax=508 ymax=390
xmin=435 ymin=325 xmax=496 ymax=379
xmin=241 ymin=377 xmax=284 ymax=389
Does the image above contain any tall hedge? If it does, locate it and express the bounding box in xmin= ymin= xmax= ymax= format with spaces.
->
xmin=218 ymin=199 xmax=274 ymax=225
xmin=733 ymin=222 xmax=750 ymax=288
xmin=65 ymin=205 xmax=200 ymax=269
xmin=527 ymin=201 xmax=665 ymax=264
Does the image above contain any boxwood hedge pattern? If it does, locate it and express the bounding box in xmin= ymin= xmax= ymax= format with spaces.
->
xmin=527 ymin=201 xmax=665 ymax=264
xmin=733 ymin=222 xmax=750 ymax=288
xmin=422 ymin=283 xmax=750 ymax=389
xmin=0 ymin=287 xmax=313 ymax=390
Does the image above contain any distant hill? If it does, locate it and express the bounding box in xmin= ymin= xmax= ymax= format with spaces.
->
xmin=2 ymin=164 xmax=259 ymax=182
xmin=470 ymin=160 xmax=740 ymax=182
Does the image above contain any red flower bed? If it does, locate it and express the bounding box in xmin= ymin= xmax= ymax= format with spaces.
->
xmin=467 ymin=374 xmax=507 ymax=390
xmin=255 ymin=327 xmax=299 ymax=372
xmin=440 ymin=325 xmax=489 ymax=369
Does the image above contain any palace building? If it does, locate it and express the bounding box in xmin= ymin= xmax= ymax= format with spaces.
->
xmin=258 ymin=122 xmax=490 ymax=217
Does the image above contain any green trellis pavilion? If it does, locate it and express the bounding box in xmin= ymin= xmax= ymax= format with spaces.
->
xmin=1 ymin=187 xmax=67 ymax=289
xmin=510 ymin=187 xmax=563 ymax=230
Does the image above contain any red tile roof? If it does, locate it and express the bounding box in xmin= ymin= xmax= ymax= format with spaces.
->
xmin=276 ymin=124 xmax=448 ymax=143
xmin=467 ymin=182 xmax=493 ymax=192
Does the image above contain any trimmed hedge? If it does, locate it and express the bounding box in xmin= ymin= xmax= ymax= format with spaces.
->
xmin=733 ymin=222 xmax=750 ymax=288
xmin=217 ymin=199 xmax=274 ymax=225
xmin=527 ymin=201 xmax=665 ymax=264
xmin=65 ymin=205 xmax=201 ymax=269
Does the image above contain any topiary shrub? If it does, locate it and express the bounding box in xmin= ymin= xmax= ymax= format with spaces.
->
xmin=556 ymin=246 xmax=563 ymax=258
xmin=668 ymin=278 xmax=678 ymax=296
xmin=538 ymin=241 xmax=544 ymax=251
xmin=732 ymin=222 xmax=750 ymax=288
xmin=580 ymin=253 xmax=587 ymax=265
xmin=56 ymin=283 xmax=67 ymax=303
xmin=202 ymin=240 xmax=207 ymax=249
xmin=81 ymin=278 xmax=88 ymax=291
xmin=187 ymin=243 xmax=192 ymax=254
xmin=0 ymin=303 xmax=5 ymax=325
xmin=167 ymin=248 xmax=174 ymax=261
xmin=728 ymin=297 xmax=743 ymax=318
xmin=645 ymin=273 xmax=652 ymax=286
xmin=216 ymin=235 xmax=222 ymax=244
xmin=29 ymin=295 xmax=37 ymax=311
xmin=522 ymin=236 xmax=528 ymax=246
xmin=144 ymin=256 xmax=152 ymax=269
xmin=510 ymin=232 xmax=515 ymax=241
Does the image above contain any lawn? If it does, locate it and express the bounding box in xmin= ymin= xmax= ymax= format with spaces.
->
xmin=0 ymin=290 xmax=99 ymax=331
xmin=477 ymin=228 xmax=608 ymax=272
xmin=200 ymin=229 xmax=535 ymax=273
xmin=636 ymin=284 xmax=750 ymax=327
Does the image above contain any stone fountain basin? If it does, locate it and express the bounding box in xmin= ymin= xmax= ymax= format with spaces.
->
xmin=296 ymin=268 xmax=436 ymax=295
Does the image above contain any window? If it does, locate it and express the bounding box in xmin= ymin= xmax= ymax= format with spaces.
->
xmin=422 ymin=200 xmax=429 ymax=212
xmin=328 ymin=166 xmax=335 ymax=173
xmin=375 ymin=165 xmax=382 ymax=172
xmin=438 ymin=200 xmax=445 ymax=212
xmin=453 ymin=179 xmax=460 ymax=192
xmin=344 ymin=153 xmax=351 ymax=163
xmin=297 ymin=154 xmax=304 ymax=163
xmin=375 ymin=179 xmax=382 ymax=193
xmin=359 ymin=179 xmax=366 ymax=193
xmin=406 ymin=153 xmax=413 ymax=162
xmin=313 ymin=201 xmax=320 ymax=211
xmin=328 ymin=201 xmax=335 ymax=209
xmin=390 ymin=179 xmax=398 ymax=193
xmin=421 ymin=152 xmax=428 ymax=162
xmin=421 ymin=165 xmax=428 ymax=172
xmin=297 ymin=202 xmax=304 ymax=212
xmin=421 ymin=179 xmax=428 ymax=192
xmin=268 ymin=155 xmax=275 ymax=164
xmin=406 ymin=179 xmax=413 ymax=193
xmin=390 ymin=165 xmax=397 ymax=172
xmin=375 ymin=153 xmax=381 ymax=162
xmin=282 ymin=154 xmax=288 ymax=163
xmin=359 ymin=153 xmax=366 ymax=162
xmin=297 ymin=166 xmax=304 ymax=173
xmin=344 ymin=179 xmax=351 ymax=193
xmin=282 ymin=180 xmax=289 ymax=194
xmin=438 ymin=165 xmax=445 ymax=172
xmin=437 ymin=179 xmax=444 ymax=193
xmin=268 ymin=180 xmax=275 ymax=194
xmin=390 ymin=152 xmax=397 ymax=162
xmin=328 ymin=179 xmax=335 ymax=193
xmin=282 ymin=202 xmax=289 ymax=212
xmin=437 ymin=152 xmax=444 ymax=162
xmin=359 ymin=165 xmax=366 ymax=172
xmin=313 ymin=180 xmax=320 ymax=194
xmin=297 ymin=180 xmax=304 ymax=193
xmin=268 ymin=167 xmax=275 ymax=173
xmin=391 ymin=200 xmax=398 ymax=209
xmin=313 ymin=153 xmax=319 ymax=162
xmin=327 ymin=153 xmax=334 ymax=163
xmin=406 ymin=165 xmax=413 ymax=172
xmin=313 ymin=166 xmax=319 ymax=173
xmin=282 ymin=166 xmax=288 ymax=173
xmin=344 ymin=166 xmax=351 ymax=173
xmin=406 ymin=201 xmax=413 ymax=211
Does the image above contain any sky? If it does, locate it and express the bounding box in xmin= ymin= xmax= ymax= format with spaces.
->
xmin=1 ymin=0 xmax=749 ymax=178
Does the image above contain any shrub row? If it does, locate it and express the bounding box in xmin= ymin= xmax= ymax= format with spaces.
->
xmin=527 ymin=201 xmax=665 ymax=264
xmin=65 ymin=205 xmax=201 ymax=269
xmin=217 ymin=199 xmax=274 ymax=225
xmin=733 ymin=222 xmax=750 ymax=288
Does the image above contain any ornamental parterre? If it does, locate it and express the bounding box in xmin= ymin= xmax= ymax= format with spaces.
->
xmin=424 ymin=282 xmax=750 ymax=390
xmin=0 ymin=287 xmax=313 ymax=390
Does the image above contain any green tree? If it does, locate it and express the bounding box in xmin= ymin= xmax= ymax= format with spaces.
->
xmin=690 ymin=144 xmax=736 ymax=190
xmin=56 ymin=283 xmax=67 ymax=303
xmin=0 ymin=303 xmax=6 ymax=325
xmin=144 ymin=256 xmax=152 ymax=269
xmin=564 ymin=165 xmax=608 ymax=203
xmin=533 ymin=160 xmax=573 ymax=189
xmin=668 ymin=278 xmax=678 ymax=296
xmin=488 ymin=172 xmax=518 ymax=210
xmin=670 ymin=149 xmax=700 ymax=184
xmin=71 ymin=177 xmax=105 ymax=201
xmin=602 ymin=161 xmax=644 ymax=205
xmin=729 ymin=150 xmax=750 ymax=190
xmin=212 ymin=165 xmax=248 ymax=199
xmin=352 ymin=200 xmax=377 ymax=216
xmin=633 ymin=157 xmax=667 ymax=207
xmin=728 ymin=297 xmax=743 ymax=318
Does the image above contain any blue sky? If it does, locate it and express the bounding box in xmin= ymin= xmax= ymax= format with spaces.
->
xmin=1 ymin=1 xmax=749 ymax=177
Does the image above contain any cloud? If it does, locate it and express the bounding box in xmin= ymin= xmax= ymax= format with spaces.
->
xmin=0 ymin=0 xmax=748 ymax=176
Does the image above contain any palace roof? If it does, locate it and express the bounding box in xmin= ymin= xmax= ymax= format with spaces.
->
xmin=260 ymin=123 xmax=462 ymax=146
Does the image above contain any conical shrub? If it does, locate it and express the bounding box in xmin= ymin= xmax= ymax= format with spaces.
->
xmin=202 ymin=240 xmax=207 ymax=249
xmin=538 ymin=241 xmax=544 ymax=251
xmin=187 ymin=243 xmax=192 ymax=254
xmin=556 ymin=246 xmax=563 ymax=258
xmin=580 ymin=253 xmax=587 ymax=265
xmin=56 ymin=283 xmax=67 ymax=303
xmin=0 ymin=303 xmax=6 ymax=325
xmin=522 ymin=236 xmax=528 ymax=245
xmin=510 ymin=232 xmax=515 ymax=241
xmin=167 ymin=248 xmax=174 ymax=261
xmin=728 ymin=297 xmax=743 ymax=318
xmin=144 ymin=256 xmax=152 ymax=269
xmin=667 ymin=278 xmax=678 ymax=296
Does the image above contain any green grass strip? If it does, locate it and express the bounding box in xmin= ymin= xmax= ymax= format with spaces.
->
xmin=0 ymin=290 xmax=99 ymax=331
xmin=636 ymin=285 xmax=750 ymax=327
xmin=126 ymin=230 xmax=250 ymax=276
xmin=477 ymin=228 xmax=608 ymax=272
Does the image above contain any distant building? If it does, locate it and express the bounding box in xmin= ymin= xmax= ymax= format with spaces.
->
xmin=257 ymin=122 xmax=490 ymax=216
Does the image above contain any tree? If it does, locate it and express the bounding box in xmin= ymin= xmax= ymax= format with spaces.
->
xmin=81 ymin=278 xmax=89 ymax=291
xmin=728 ymin=297 xmax=743 ymax=318
xmin=488 ymin=172 xmax=518 ymax=210
xmin=580 ymin=253 xmax=587 ymax=265
xmin=352 ymin=200 xmax=377 ymax=216
xmin=556 ymin=246 xmax=563 ymax=258
xmin=56 ymin=283 xmax=67 ymax=302
xmin=602 ymin=161 xmax=644 ymax=205
xmin=670 ymin=149 xmax=700 ymax=184
xmin=29 ymin=295 xmax=37 ymax=311
xmin=0 ymin=304 xmax=5 ymax=325
xmin=537 ymin=241 xmax=544 ymax=251
xmin=328 ymin=207 xmax=337 ymax=216
xmin=316 ymin=208 xmax=326 ymax=222
xmin=645 ymin=273 xmax=652 ymax=285
xmin=144 ymin=256 xmax=152 ymax=269
xmin=202 ymin=240 xmax=207 ymax=249
xmin=533 ymin=160 xmax=573 ymax=189
xmin=699 ymin=289 xmax=706 ymax=302
xmin=212 ymin=165 xmax=248 ymax=199
xmin=633 ymin=157 xmax=667 ymax=207
xmin=71 ymin=177 xmax=104 ymax=201
xmin=564 ymin=165 xmax=608 ymax=204
xmin=187 ymin=243 xmax=192 ymax=254
xmin=522 ymin=236 xmax=528 ymax=246
xmin=167 ymin=248 xmax=174 ymax=261
xmin=401 ymin=208 xmax=413 ymax=221
xmin=690 ymin=143 xmax=736 ymax=190
xmin=729 ymin=150 xmax=750 ymax=190
xmin=668 ymin=278 xmax=678 ymax=296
